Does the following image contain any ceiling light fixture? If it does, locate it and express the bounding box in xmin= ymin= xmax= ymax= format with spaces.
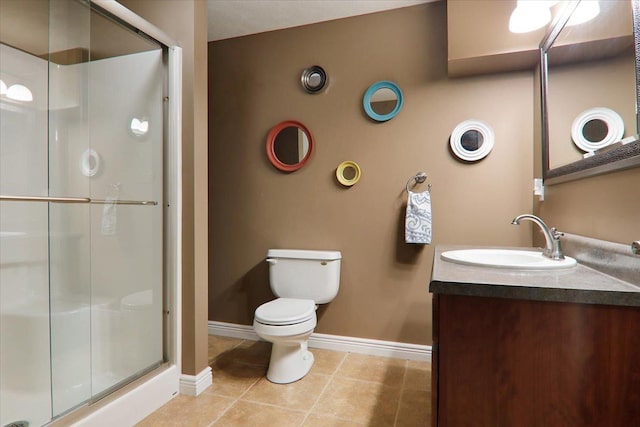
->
xmin=509 ymin=0 xmax=553 ymax=34
xmin=566 ymin=0 xmax=600 ymax=26
xmin=6 ymin=84 xmax=33 ymax=102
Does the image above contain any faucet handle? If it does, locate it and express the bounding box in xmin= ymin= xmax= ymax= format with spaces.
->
xmin=550 ymin=227 xmax=564 ymax=240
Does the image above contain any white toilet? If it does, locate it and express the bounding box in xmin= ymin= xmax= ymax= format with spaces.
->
xmin=253 ymin=249 xmax=342 ymax=384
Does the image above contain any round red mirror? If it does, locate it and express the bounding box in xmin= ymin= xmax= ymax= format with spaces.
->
xmin=266 ymin=120 xmax=314 ymax=172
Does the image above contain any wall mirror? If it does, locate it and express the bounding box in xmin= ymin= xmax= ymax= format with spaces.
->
xmin=300 ymin=65 xmax=327 ymax=94
xmin=266 ymin=120 xmax=314 ymax=172
xmin=363 ymin=80 xmax=403 ymax=122
xmin=540 ymin=0 xmax=640 ymax=184
xmin=449 ymin=119 xmax=495 ymax=162
xmin=570 ymin=107 xmax=624 ymax=152
xmin=336 ymin=160 xmax=361 ymax=186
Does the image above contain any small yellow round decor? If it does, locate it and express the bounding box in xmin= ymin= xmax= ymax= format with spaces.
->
xmin=336 ymin=161 xmax=361 ymax=186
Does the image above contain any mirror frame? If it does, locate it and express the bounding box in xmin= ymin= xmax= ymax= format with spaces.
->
xmin=449 ymin=119 xmax=495 ymax=162
xmin=540 ymin=0 xmax=640 ymax=184
xmin=300 ymin=65 xmax=327 ymax=94
xmin=336 ymin=160 xmax=361 ymax=186
xmin=363 ymin=80 xmax=403 ymax=122
xmin=265 ymin=120 xmax=314 ymax=172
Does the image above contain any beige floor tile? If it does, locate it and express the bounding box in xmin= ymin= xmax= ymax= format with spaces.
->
xmin=395 ymin=389 xmax=431 ymax=427
xmin=216 ymin=339 xmax=272 ymax=367
xmin=403 ymin=360 xmax=431 ymax=391
xmin=208 ymin=335 xmax=243 ymax=364
xmin=310 ymin=348 xmax=347 ymax=375
xmin=242 ymin=373 xmax=330 ymax=411
xmin=302 ymin=413 xmax=365 ymax=426
xmin=212 ymin=400 xmax=305 ymax=427
xmin=337 ymin=353 xmax=406 ymax=387
xmin=209 ymin=359 xmax=266 ymax=398
xmin=312 ymin=377 xmax=402 ymax=426
xmin=135 ymin=394 xmax=234 ymax=427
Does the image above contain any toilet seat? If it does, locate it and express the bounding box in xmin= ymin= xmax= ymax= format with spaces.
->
xmin=255 ymin=298 xmax=315 ymax=326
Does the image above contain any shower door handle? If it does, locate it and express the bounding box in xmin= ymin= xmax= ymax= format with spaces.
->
xmin=0 ymin=195 xmax=91 ymax=203
xmin=0 ymin=195 xmax=158 ymax=205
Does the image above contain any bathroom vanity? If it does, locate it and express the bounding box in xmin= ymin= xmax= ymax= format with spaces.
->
xmin=429 ymin=245 xmax=640 ymax=427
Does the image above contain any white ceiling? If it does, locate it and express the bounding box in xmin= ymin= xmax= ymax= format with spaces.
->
xmin=207 ymin=0 xmax=435 ymax=41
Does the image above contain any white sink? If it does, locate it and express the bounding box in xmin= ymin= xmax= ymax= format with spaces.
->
xmin=441 ymin=249 xmax=577 ymax=270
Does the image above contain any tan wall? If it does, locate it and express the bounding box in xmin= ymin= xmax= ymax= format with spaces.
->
xmin=535 ymin=169 xmax=640 ymax=245
xmin=118 ymin=0 xmax=209 ymax=376
xmin=208 ymin=2 xmax=533 ymax=345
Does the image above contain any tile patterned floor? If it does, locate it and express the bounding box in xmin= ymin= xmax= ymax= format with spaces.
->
xmin=137 ymin=335 xmax=431 ymax=426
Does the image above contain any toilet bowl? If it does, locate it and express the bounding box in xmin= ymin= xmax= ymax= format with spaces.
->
xmin=253 ymin=249 xmax=341 ymax=384
xmin=253 ymin=298 xmax=317 ymax=383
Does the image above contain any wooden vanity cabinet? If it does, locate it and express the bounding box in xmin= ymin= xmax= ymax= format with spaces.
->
xmin=431 ymin=294 xmax=640 ymax=427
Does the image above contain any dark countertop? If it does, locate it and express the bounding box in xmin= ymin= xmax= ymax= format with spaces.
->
xmin=429 ymin=245 xmax=640 ymax=307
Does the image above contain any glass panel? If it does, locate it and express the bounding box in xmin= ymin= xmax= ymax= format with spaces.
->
xmin=0 ymin=1 xmax=52 ymax=425
xmin=86 ymin=8 xmax=163 ymax=397
xmin=48 ymin=0 xmax=92 ymax=416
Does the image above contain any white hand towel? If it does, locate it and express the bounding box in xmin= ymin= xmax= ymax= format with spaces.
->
xmin=101 ymin=184 xmax=120 ymax=236
xmin=405 ymin=190 xmax=432 ymax=244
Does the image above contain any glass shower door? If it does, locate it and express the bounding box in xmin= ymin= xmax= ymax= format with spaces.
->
xmin=0 ymin=2 xmax=53 ymax=424
xmin=1 ymin=1 xmax=165 ymax=424
xmin=83 ymin=4 xmax=164 ymax=400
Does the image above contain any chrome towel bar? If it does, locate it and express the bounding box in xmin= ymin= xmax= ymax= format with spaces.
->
xmin=0 ymin=195 xmax=157 ymax=206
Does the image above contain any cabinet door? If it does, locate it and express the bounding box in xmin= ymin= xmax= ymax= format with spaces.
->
xmin=436 ymin=294 xmax=640 ymax=426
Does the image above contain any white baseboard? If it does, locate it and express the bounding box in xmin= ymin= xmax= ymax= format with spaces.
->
xmin=208 ymin=321 xmax=431 ymax=362
xmin=179 ymin=366 xmax=213 ymax=396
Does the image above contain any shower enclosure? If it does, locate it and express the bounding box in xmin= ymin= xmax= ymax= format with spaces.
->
xmin=0 ymin=1 xmax=178 ymax=425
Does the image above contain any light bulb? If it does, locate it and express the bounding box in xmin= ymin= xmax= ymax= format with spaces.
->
xmin=6 ymin=84 xmax=33 ymax=102
xmin=566 ymin=0 xmax=600 ymax=27
xmin=0 ymin=79 xmax=7 ymax=95
xmin=509 ymin=0 xmax=552 ymax=33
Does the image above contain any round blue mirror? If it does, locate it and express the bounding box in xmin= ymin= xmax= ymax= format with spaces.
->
xmin=363 ymin=80 xmax=403 ymax=122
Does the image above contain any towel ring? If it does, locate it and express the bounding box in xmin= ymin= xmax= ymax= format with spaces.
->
xmin=406 ymin=172 xmax=432 ymax=193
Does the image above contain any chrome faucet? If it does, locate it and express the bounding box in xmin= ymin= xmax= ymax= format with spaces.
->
xmin=511 ymin=214 xmax=565 ymax=260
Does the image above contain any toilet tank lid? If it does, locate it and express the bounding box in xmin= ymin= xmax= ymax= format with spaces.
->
xmin=267 ymin=249 xmax=342 ymax=261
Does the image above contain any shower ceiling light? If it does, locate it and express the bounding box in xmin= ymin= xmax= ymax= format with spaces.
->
xmin=566 ymin=0 xmax=600 ymax=26
xmin=6 ymin=84 xmax=33 ymax=102
xmin=509 ymin=0 xmax=552 ymax=33
xmin=0 ymin=79 xmax=7 ymax=95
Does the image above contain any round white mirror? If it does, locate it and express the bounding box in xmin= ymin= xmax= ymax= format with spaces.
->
xmin=449 ymin=120 xmax=495 ymax=162
xmin=571 ymin=107 xmax=624 ymax=152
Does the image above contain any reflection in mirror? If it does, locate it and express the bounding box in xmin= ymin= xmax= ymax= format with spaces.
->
xmin=342 ymin=166 xmax=357 ymax=180
xmin=266 ymin=120 xmax=314 ymax=172
xmin=541 ymin=0 xmax=640 ymax=183
xmin=370 ymin=88 xmax=398 ymax=116
xmin=363 ymin=80 xmax=403 ymax=122
xmin=460 ymin=130 xmax=484 ymax=151
xmin=273 ymin=126 xmax=309 ymax=165
xmin=583 ymin=119 xmax=608 ymax=143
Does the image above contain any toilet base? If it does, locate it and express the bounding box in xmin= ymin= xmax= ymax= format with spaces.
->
xmin=266 ymin=341 xmax=314 ymax=384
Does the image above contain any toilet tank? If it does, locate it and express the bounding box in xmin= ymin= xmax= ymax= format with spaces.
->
xmin=266 ymin=249 xmax=342 ymax=304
